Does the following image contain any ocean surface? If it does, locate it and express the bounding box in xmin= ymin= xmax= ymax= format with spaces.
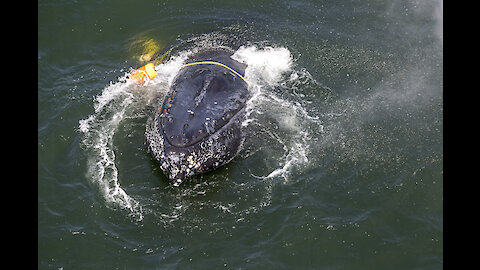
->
xmin=38 ymin=0 xmax=443 ymax=269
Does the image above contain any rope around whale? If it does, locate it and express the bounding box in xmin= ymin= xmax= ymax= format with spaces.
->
xmin=182 ymin=61 xmax=248 ymax=84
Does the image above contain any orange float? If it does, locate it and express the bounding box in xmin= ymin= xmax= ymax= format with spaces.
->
xmin=130 ymin=63 xmax=157 ymax=84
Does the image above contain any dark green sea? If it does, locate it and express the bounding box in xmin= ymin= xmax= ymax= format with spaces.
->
xmin=38 ymin=0 xmax=443 ymax=269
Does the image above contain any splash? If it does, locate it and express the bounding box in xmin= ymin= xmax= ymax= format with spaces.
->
xmin=233 ymin=45 xmax=323 ymax=182
xmin=78 ymin=75 xmax=143 ymax=219
xmin=78 ymin=53 xmax=190 ymax=220
xmin=78 ymin=35 xmax=324 ymax=222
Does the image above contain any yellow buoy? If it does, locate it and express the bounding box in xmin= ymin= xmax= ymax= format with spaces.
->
xmin=130 ymin=62 xmax=157 ymax=84
xmin=136 ymin=38 xmax=162 ymax=63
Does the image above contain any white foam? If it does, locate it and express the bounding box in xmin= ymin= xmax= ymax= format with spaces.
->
xmin=79 ymin=77 xmax=143 ymax=220
xmin=232 ymin=45 xmax=293 ymax=86
xmin=232 ymin=45 xmax=321 ymax=182
xmin=152 ymin=51 xmax=192 ymax=86
xmin=79 ymin=43 xmax=321 ymax=221
xmin=78 ymin=54 xmax=191 ymax=220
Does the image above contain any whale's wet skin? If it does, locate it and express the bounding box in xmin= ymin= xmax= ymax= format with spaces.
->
xmin=146 ymin=48 xmax=249 ymax=186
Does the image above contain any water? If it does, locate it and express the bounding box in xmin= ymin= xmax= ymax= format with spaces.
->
xmin=38 ymin=0 xmax=443 ymax=269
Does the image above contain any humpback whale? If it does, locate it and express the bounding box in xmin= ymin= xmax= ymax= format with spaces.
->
xmin=146 ymin=48 xmax=249 ymax=186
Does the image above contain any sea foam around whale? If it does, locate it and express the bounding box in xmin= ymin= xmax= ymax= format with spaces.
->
xmin=79 ymin=40 xmax=323 ymax=222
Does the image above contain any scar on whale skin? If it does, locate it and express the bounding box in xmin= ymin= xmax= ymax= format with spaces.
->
xmin=146 ymin=48 xmax=249 ymax=186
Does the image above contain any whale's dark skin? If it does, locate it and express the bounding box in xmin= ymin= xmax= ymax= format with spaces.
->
xmin=146 ymin=48 xmax=249 ymax=186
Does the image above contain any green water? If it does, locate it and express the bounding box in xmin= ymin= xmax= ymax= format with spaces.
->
xmin=38 ymin=0 xmax=443 ymax=269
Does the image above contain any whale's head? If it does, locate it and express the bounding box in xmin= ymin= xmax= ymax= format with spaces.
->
xmin=146 ymin=48 xmax=249 ymax=185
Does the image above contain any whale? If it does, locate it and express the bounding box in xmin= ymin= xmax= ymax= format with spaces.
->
xmin=146 ymin=48 xmax=249 ymax=186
